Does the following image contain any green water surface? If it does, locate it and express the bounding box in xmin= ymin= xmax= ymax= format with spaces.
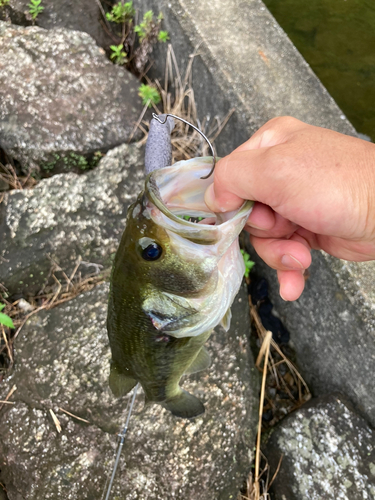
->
xmin=263 ymin=0 xmax=375 ymax=141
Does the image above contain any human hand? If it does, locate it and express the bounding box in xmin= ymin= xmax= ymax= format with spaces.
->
xmin=205 ymin=117 xmax=375 ymax=300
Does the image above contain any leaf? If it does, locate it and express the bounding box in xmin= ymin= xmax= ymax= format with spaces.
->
xmin=158 ymin=30 xmax=169 ymax=43
xmin=144 ymin=10 xmax=153 ymax=22
xmin=0 ymin=304 xmax=5 ymax=312
xmin=138 ymin=84 xmax=161 ymax=107
xmin=0 ymin=313 xmax=14 ymax=329
xmin=240 ymin=249 xmax=254 ymax=277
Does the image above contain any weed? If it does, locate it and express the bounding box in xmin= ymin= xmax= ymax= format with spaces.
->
xmin=110 ymin=44 xmax=128 ymax=65
xmin=28 ymin=0 xmax=44 ymax=20
xmin=158 ymin=30 xmax=169 ymax=43
xmin=0 ymin=0 xmax=10 ymax=7
xmin=66 ymin=152 xmax=88 ymax=170
xmin=138 ymin=84 xmax=161 ymax=107
xmin=106 ymin=1 xmax=135 ymax=24
xmin=134 ymin=10 xmax=154 ymax=41
xmin=0 ymin=304 xmax=13 ymax=329
xmin=240 ymin=249 xmax=255 ymax=278
xmin=102 ymin=3 xmax=169 ymax=74
xmin=134 ymin=10 xmax=169 ymax=44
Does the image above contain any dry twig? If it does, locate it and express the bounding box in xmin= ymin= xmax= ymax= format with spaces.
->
xmin=49 ymin=409 xmax=62 ymax=433
xmin=59 ymin=407 xmax=90 ymax=424
xmin=241 ymin=280 xmax=312 ymax=499
xmin=0 ymin=384 xmax=17 ymax=412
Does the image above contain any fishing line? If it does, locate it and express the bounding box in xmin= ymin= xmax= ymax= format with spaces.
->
xmin=152 ymin=113 xmax=216 ymax=179
xmin=102 ymin=383 xmax=140 ymax=500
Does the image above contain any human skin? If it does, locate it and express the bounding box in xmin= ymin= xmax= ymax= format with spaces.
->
xmin=204 ymin=116 xmax=375 ymax=301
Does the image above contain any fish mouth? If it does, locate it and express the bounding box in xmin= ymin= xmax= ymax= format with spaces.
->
xmin=144 ymin=157 xmax=253 ymax=244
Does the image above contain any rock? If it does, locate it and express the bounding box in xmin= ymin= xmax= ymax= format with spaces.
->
xmin=0 ymin=282 xmax=258 ymax=500
xmin=263 ymin=394 xmax=375 ymax=500
xmin=0 ymin=0 xmax=115 ymax=50
xmin=247 ymin=247 xmax=375 ymax=428
xmin=0 ymin=22 xmax=143 ymax=172
xmin=0 ymin=143 xmax=144 ymax=298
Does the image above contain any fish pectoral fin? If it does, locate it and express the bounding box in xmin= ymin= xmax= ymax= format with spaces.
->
xmin=220 ymin=307 xmax=232 ymax=332
xmin=109 ymin=363 xmax=137 ymax=398
xmin=143 ymin=293 xmax=197 ymax=331
xmin=185 ymin=346 xmax=211 ymax=374
xmin=162 ymin=389 xmax=205 ymax=419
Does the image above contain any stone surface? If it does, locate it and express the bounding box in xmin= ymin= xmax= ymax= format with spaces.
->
xmin=0 ymin=144 xmax=144 ymax=298
xmin=264 ymin=394 xmax=375 ymax=500
xmin=0 ymin=0 xmax=115 ymax=50
xmin=0 ymin=282 xmax=258 ymax=500
xmin=0 ymin=22 xmax=142 ymax=172
xmin=247 ymin=247 xmax=375 ymax=428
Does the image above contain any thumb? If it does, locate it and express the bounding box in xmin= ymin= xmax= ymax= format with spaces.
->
xmin=204 ymin=149 xmax=266 ymax=212
xmin=204 ymin=163 xmax=244 ymax=213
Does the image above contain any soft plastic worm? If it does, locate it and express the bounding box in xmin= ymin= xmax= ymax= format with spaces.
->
xmin=151 ymin=113 xmax=216 ymax=179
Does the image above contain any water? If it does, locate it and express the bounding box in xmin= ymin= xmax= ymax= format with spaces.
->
xmin=263 ymin=0 xmax=375 ymax=141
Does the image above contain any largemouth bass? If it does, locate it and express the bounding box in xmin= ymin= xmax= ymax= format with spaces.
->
xmin=107 ymin=155 xmax=253 ymax=418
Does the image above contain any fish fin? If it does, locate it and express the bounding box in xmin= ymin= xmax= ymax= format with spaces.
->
xmin=185 ymin=347 xmax=211 ymax=374
xmin=163 ymin=389 xmax=205 ymax=419
xmin=220 ymin=307 xmax=232 ymax=331
xmin=109 ymin=363 xmax=137 ymax=398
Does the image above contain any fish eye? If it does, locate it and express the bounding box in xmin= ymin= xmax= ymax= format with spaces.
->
xmin=138 ymin=237 xmax=163 ymax=261
xmin=142 ymin=243 xmax=162 ymax=261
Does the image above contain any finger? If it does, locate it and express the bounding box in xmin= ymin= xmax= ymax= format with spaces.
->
xmin=204 ymin=181 xmax=243 ymax=212
xmin=245 ymin=202 xmax=275 ymax=231
xmin=250 ymin=235 xmax=312 ymax=271
xmin=277 ymin=269 xmax=306 ymax=301
xmin=246 ymin=210 xmax=298 ymax=238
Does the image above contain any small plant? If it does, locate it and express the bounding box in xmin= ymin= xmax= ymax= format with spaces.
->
xmin=134 ymin=10 xmax=154 ymax=41
xmin=158 ymin=30 xmax=169 ymax=43
xmin=0 ymin=0 xmax=10 ymax=7
xmin=106 ymin=1 xmax=135 ymax=24
xmin=135 ymin=10 xmax=169 ymax=43
xmin=110 ymin=44 xmax=128 ymax=65
xmin=240 ymin=249 xmax=255 ymax=278
xmin=28 ymin=0 xmax=44 ymax=19
xmin=138 ymin=84 xmax=161 ymax=107
xmin=0 ymin=303 xmax=14 ymax=329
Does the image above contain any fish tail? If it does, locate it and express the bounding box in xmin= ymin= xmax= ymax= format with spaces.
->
xmin=162 ymin=389 xmax=205 ymax=419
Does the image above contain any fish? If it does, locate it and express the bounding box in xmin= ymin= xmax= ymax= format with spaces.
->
xmin=107 ymin=154 xmax=253 ymax=419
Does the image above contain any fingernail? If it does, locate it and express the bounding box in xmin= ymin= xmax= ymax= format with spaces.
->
xmin=279 ymin=289 xmax=288 ymax=301
xmin=246 ymin=221 xmax=268 ymax=230
xmin=281 ymin=254 xmax=304 ymax=270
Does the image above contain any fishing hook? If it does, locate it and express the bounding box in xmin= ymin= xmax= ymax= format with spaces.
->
xmin=103 ymin=383 xmax=140 ymax=500
xmin=151 ymin=113 xmax=216 ymax=179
